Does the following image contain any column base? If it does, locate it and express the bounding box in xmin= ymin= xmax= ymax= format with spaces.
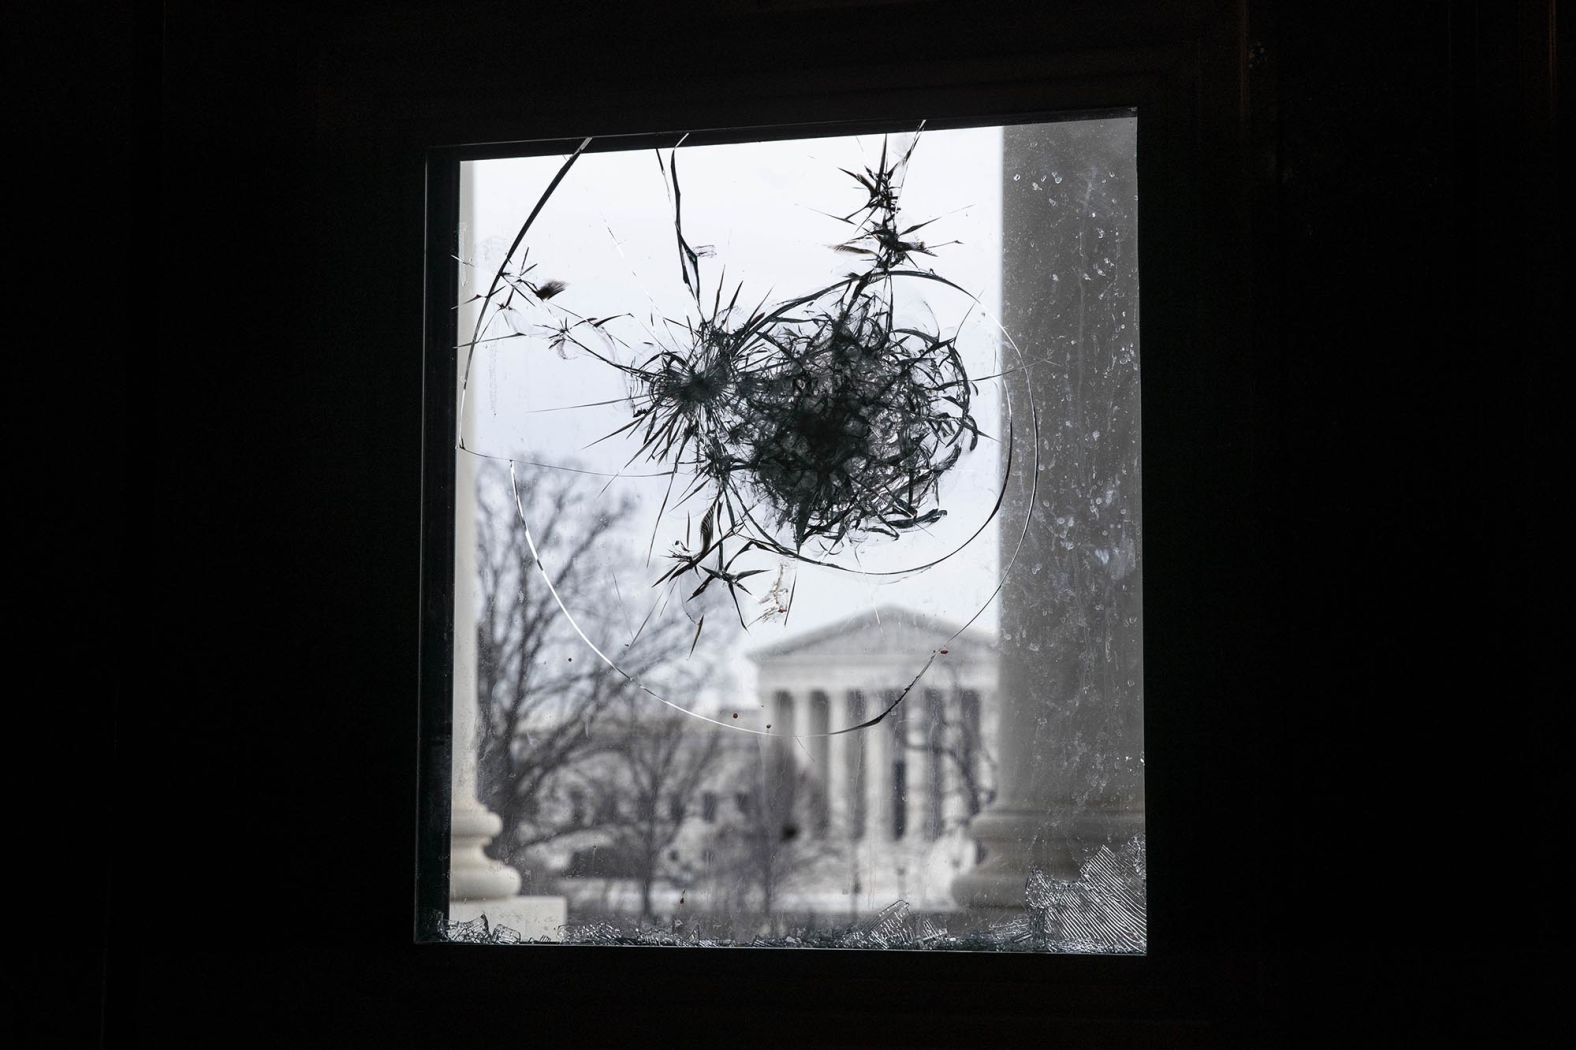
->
xmin=450 ymin=800 xmax=522 ymax=900
xmin=951 ymin=804 xmax=1144 ymax=908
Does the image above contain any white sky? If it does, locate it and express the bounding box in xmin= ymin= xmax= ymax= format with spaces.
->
xmin=459 ymin=127 xmax=1012 ymax=702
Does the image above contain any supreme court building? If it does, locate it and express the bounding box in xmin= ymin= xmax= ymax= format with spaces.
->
xmin=746 ymin=605 xmax=999 ymax=911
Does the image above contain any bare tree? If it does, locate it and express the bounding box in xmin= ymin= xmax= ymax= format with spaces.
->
xmin=585 ymin=692 xmax=724 ymax=919
xmin=705 ymin=749 xmax=834 ymax=933
xmin=904 ymin=681 xmax=997 ymax=836
xmin=473 ymin=459 xmax=700 ymax=883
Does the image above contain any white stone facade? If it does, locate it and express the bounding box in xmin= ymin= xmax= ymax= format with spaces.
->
xmin=743 ymin=605 xmax=998 ymax=912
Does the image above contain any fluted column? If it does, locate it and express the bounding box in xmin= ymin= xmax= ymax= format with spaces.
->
xmin=954 ymin=118 xmax=1144 ymax=909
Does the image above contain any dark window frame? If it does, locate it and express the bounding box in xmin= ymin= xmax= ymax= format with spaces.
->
xmin=135 ymin=1 xmax=1565 ymax=1040
xmin=408 ymin=0 xmax=1259 ymax=1024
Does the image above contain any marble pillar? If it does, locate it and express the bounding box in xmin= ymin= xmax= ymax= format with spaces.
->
xmin=953 ymin=117 xmax=1144 ymax=909
xmin=448 ymin=161 xmax=566 ymax=940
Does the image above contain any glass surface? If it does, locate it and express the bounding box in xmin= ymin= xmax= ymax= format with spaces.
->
xmin=446 ymin=116 xmax=1143 ymax=951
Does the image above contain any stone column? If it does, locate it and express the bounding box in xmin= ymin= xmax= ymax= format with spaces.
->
xmin=865 ymin=689 xmax=889 ymax=847
xmin=922 ymin=687 xmax=945 ymax=840
xmin=938 ymin=690 xmax=962 ymax=832
xmin=845 ymin=689 xmax=869 ymax=842
xmin=953 ymin=117 xmax=1144 ymax=909
xmin=892 ymin=695 xmax=917 ymax=845
xmin=769 ymin=689 xmax=795 ymax=767
xmin=449 ymin=161 xmax=565 ymax=939
xmin=449 ymin=494 xmax=529 ymax=906
xmin=826 ymin=702 xmax=847 ymax=835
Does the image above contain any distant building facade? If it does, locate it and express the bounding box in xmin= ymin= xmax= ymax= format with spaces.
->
xmin=746 ymin=605 xmax=998 ymax=912
xmin=541 ymin=605 xmax=998 ymax=919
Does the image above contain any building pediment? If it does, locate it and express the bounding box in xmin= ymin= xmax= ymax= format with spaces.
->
xmin=747 ymin=605 xmax=996 ymax=668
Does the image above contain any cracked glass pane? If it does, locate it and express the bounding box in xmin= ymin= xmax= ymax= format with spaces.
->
xmin=441 ymin=115 xmax=1142 ymax=951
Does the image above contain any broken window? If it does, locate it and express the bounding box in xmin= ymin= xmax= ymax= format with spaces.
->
xmin=430 ymin=114 xmax=1144 ymax=952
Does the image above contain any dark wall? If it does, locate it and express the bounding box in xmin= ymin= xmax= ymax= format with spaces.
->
xmin=1262 ymin=2 xmax=1560 ymax=1031
xmin=56 ymin=0 xmax=1562 ymax=1044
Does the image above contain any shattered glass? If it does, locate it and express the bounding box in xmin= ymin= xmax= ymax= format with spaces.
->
xmin=441 ymin=116 xmax=1143 ymax=952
